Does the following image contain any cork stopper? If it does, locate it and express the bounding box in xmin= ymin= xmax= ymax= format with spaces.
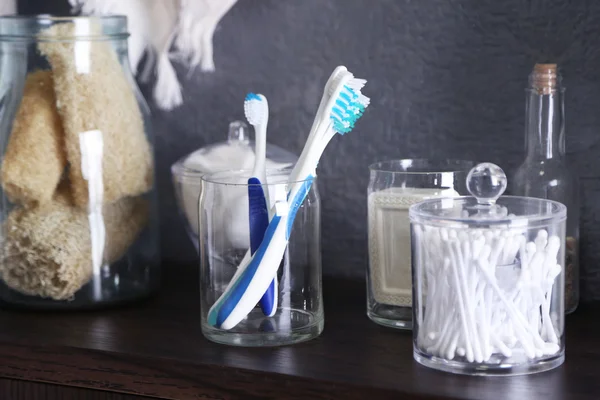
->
xmin=529 ymin=63 xmax=560 ymax=95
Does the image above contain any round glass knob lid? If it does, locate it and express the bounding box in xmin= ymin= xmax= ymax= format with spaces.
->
xmin=227 ymin=120 xmax=250 ymax=143
xmin=466 ymin=163 xmax=507 ymax=206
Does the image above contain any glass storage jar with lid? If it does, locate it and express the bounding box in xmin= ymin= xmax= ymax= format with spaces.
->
xmin=0 ymin=15 xmax=159 ymax=309
xmin=171 ymin=120 xmax=297 ymax=251
xmin=410 ymin=163 xmax=565 ymax=375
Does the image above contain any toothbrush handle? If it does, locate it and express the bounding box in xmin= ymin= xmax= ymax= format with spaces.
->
xmin=259 ymin=277 xmax=277 ymax=317
xmin=248 ymin=178 xmax=277 ymax=317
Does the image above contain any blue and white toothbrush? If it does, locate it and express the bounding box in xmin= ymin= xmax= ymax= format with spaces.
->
xmin=217 ymin=70 xmax=348 ymax=297
xmin=208 ymin=67 xmax=369 ymax=330
xmin=244 ymin=93 xmax=277 ymax=317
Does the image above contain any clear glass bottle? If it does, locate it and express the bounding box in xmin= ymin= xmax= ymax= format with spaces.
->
xmin=0 ymin=16 xmax=160 ymax=309
xmin=511 ymin=64 xmax=579 ymax=314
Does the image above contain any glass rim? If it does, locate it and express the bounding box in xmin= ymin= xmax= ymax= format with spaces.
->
xmin=369 ymin=158 xmax=475 ymax=174
xmin=0 ymin=15 xmax=129 ymax=42
xmin=201 ymin=168 xmax=315 ymax=186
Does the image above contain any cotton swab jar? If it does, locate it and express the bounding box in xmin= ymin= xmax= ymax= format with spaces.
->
xmin=409 ymin=163 xmax=566 ymax=376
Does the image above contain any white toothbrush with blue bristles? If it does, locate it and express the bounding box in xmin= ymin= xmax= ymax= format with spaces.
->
xmin=208 ymin=66 xmax=370 ymax=330
xmin=244 ymin=93 xmax=277 ymax=317
xmin=212 ymin=71 xmax=347 ymax=313
xmin=288 ymin=66 xmax=349 ymax=184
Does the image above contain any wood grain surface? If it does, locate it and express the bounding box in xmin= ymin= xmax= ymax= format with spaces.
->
xmin=0 ymin=378 xmax=155 ymax=399
xmin=0 ymin=265 xmax=598 ymax=399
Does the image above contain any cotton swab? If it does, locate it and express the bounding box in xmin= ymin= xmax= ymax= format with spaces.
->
xmin=415 ymin=224 xmax=562 ymax=363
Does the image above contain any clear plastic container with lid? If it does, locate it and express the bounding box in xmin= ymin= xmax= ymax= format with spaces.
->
xmin=410 ymin=163 xmax=566 ymax=375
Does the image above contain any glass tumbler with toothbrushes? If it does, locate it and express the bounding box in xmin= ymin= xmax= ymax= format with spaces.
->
xmin=410 ymin=163 xmax=566 ymax=376
xmin=199 ymin=168 xmax=323 ymax=346
xmin=199 ymin=64 xmax=370 ymax=346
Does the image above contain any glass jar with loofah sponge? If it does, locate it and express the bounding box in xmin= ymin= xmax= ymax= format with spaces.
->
xmin=0 ymin=15 xmax=159 ymax=309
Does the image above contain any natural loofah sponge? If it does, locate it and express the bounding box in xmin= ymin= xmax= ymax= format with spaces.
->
xmin=0 ymin=189 xmax=149 ymax=301
xmin=1 ymin=70 xmax=67 ymax=206
xmin=38 ymin=22 xmax=154 ymax=208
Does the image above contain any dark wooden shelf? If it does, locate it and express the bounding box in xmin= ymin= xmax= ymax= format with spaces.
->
xmin=0 ymin=265 xmax=598 ymax=400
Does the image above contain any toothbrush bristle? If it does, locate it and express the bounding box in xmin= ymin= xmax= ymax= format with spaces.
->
xmin=346 ymin=78 xmax=366 ymax=91
xmin=244 ymin=93 xmax=268 ymax=126
xmin=245 ymin=92 xmax=261 ymax=102
xmin=330 ymin=80 xmax=369 ymax=134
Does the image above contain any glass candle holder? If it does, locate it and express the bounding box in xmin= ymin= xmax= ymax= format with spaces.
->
xmin=199 ymin=169 xmax=323 ymax=346
xmin=367 ymin=159 xmax=474 ymax=329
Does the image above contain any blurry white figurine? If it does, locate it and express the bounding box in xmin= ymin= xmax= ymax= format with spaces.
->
xmin=69 ymin=0 xmax=238 ymax=110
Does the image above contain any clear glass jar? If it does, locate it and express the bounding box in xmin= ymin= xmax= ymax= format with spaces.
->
xmin=199 ymin=169 xmax=323 ymax=346
xmin=171 ymin=120 xmax=297 ymax=251
xmin=0 ymin=16 xmax=159 ymax=309
xmin=367 ymin=159 xmax=473 ymax=330
xmin=410 ymin=163 xmax=566 ymax=375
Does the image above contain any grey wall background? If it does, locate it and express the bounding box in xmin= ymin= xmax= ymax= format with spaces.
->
xmin=20 ymin=0 xmax=600 ymax=301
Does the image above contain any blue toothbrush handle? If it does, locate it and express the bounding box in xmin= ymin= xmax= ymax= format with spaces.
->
xmin=259 ymin=279 xmax=276 ymax=316
xmin=248 ymin=178 xmax=277 ymax=316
